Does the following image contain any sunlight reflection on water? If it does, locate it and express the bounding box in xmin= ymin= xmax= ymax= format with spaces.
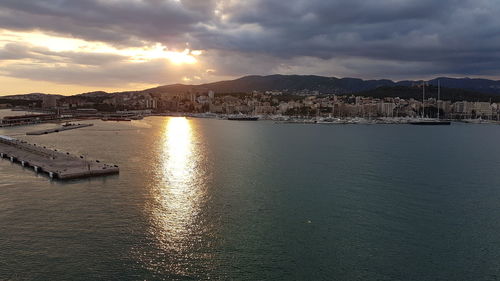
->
xmin=160 ymin=117 xmax=198 ymax=242
xmin=141 ymin=117 xmax=213 ymax=277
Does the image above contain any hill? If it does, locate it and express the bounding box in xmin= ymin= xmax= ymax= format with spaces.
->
xmin=142 ymin=75 xmax=396 ymax=94
xmin=140 ymin=75 xmax=500 ymax=97
xmin=2 ymin=93 xmax=63 ymax=100
xmin=3 ymin=75 xmax=500 ymax=101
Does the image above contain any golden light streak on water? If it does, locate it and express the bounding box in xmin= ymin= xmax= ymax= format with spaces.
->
xmin=139 ymin=116 xmax=214 ymax=278
xmin=156 ymin=117 xmax=198 ymax=244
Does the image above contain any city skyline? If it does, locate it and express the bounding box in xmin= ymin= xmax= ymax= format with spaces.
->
xmin=2 ymin=0 xmax=500 ymax=95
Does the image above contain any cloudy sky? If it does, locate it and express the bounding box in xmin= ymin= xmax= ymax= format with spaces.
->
xmin=0 ymin=0 xmax=499 ymax=95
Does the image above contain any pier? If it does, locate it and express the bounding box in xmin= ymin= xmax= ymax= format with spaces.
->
xmin=26 ymin=123 xmax=93 ymax=135
xmin=0 ymin=135 xmax=119 ymax=180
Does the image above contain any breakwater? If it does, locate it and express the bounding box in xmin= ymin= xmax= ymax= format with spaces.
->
xmin=0 ymin=135 xmax=118 ymax=180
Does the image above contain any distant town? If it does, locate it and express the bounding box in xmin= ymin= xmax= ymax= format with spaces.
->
xmin=1 ymin=75 xmax=500 ymax=126
xmin=0 ymin=90 xmax=498 ymax=126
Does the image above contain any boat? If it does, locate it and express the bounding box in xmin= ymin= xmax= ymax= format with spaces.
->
xmin=409 ymin=120 xmax=451 ymax=125
xmin=101 ymin=117 xmax=132 ymax=121
xmin=410 ymin=80 xmax=451 ymax=126
xmin=227 ymin=114 xmax=259 ymax=121
xmin=316 ymin=117 xmax=343 ymax=124
xmin=227 ymin=116 xmax=259 ymax=121
xmin=188 ymin=113 xmax=218 ymax=119
xmin=463 ymin=117 xmax=492 ymax=124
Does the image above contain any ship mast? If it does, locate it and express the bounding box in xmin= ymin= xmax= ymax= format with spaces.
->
xmin=422 ymin=81 xmax=425 ymax=119
xmin=437 ymin=80 xmax=440 ymax=120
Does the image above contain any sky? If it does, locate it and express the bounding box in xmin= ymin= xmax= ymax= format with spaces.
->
xmin=0 ymin=0 xmax=499 ymax=95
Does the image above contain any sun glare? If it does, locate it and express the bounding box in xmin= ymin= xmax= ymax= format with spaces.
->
xmin=123 ymin=44 xmax=199 ymax=64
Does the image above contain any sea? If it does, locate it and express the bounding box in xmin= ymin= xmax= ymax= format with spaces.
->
xmin=1 ymin=109 xmax=500 ymax=280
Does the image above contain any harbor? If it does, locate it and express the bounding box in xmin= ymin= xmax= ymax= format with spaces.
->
xmin=0 ymin=135 xmax=119 ymax=180
xmin=2 ymin=115 xmax=499 ymax=281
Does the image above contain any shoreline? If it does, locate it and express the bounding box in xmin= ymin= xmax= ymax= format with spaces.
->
xmin=1 ymin=109 xmax=499 ymax=128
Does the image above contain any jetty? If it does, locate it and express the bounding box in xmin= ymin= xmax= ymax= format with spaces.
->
xmin=26 ymin=123 xmax=93 ymax=135
xmin=0 ymin=135 xmax=119 ymax=180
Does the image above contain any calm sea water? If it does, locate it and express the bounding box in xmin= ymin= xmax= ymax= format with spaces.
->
xmin=1 ymin=110 xmax=500 ymax=280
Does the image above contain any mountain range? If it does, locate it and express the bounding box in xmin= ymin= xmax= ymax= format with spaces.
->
xmin=3 ymin=75 xmax=500 ymax=99
xmin=141 ymin=75 xmax=500 ymax=96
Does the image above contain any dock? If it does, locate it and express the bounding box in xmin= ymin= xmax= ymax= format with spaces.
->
xmin=0 ymin=135 xmax=119 ymax=180
xmin=26 ymin=123 xmax=93 ymax=135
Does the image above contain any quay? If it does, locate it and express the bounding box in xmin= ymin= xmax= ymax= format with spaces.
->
xmin=0 ymin=135 xmax=119 ymax=180
xmin=26 ymin=123 xmax=93 ymax=135
xmin=0 ymin=114 xmax=59 ymax=127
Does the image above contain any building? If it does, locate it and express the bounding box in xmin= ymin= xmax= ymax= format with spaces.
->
xmin=452 ymin=101 xmax=472 ymax=118
xmin=378 ymin=102 xmax=395 ymax=117
xmin=0 ymin=114 xmax=59 ymax=126
xmin=42 ymin=95 xmax=57 ymax=109
xmin=473 ymin=102 xmax=493 ymax=117
xmin=145 ymin=98 xmax=157 ymax=109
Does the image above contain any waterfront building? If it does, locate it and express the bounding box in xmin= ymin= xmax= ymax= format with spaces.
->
xmin=145 ymin=98 xmax=157 ymax=109
xmin=473 ymin=102 xmax=493 ymax=117
xmin=378 ymin=102 xmax=396 ymax=117
xmin=452 ymin=101 xmax=472 ymax=118
xmin=42 ymin=95 xmax=57 ymax=109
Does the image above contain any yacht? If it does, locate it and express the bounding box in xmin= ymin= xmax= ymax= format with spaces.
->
xmin=410 ymin=81 xmax=451 ymax=125
xmin=227 ymin=114 xmax=259 ymax=121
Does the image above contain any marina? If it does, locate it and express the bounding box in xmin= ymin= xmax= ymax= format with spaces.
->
xmin=0 ymin=135 xmax=118 ymax=180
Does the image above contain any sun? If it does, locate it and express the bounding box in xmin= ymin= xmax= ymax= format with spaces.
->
xmin=122 ymin=43 xmax=201 ymax=65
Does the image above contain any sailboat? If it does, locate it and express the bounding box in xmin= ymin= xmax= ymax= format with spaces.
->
xmin=410 ymin=80 xmax=451 ymax=125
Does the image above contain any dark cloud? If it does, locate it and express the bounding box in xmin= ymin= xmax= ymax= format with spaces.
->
xmin=0 ymin=0 xmax=212 ymax=47
xmin=1 ymin=0 xmax=500 ymax=86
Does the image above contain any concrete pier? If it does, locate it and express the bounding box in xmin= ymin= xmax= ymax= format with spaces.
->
xmin=26 ymin=123 xmax=93 ymax=135
xmin=0 ymin=135 xmax=119 ymax=180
